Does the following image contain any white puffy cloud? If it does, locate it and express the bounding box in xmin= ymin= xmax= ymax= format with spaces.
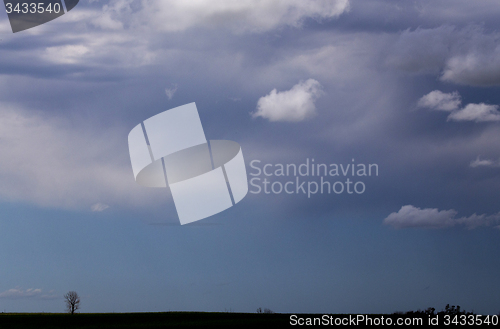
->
xmin=447 ymin=103 xmax=500 ymax=122
xmin=417 ymin=90 xmax=461 ymax=111
xmin=0 ymin=288 xmax=58 ymax=300
xmin=384 ymin=205 xmax=500 ymax=229
xmin=253 ymin=79 xmax=323 ymax=122
xmin=383 ymin=205 xmax=457 ymax=229
xmin=417 ymin=90 xmax=500 ymax=122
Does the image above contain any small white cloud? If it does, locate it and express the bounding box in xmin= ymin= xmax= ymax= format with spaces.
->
xmin=253 ymin=79 xmax=323 ymax=122
xmin=384 ymin=205 xmax=500 ymax=230
xmin=417 ymin=90 xmax=461 ymax=111
xmin=470 ymin=156 xmax=500 ymax=168
xmin=447 ymin=103 xmax=500 ymax=122
xmin=441 ymin=52 xmax=500 ymax=86
xmin=457 ymin=213 xmax=500 ymax=229
xmin=417 ymin=90 xmax=500 ymax=122
xmin=0 ymin=288 xmax=57 ymax=300
xmin=91 ymin=203 xmax=110 ymax=212
xmin=165 ymin=84 xmax=178 ymax=100
xmin=383 ymin=205 xmax=457 ymax=229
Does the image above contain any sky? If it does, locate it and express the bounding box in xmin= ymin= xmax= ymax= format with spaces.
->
xmin=0 ymin=0 xmax=500 ymax=315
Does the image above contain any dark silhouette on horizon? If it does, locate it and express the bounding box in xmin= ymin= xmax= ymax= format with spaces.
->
xmin=394 ymin=304 xmax=476 ymax=316
xmin=64 ymin=291 xmax=80 ymax=315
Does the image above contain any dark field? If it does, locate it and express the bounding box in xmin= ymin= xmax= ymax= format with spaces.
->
xmin=0 ymin=312 xmax=292 ymax=328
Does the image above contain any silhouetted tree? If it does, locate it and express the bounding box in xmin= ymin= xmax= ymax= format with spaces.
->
xmin=64 ymin=291 xmax=80 ymax=314
xmin=441 ymin=304 xmax=468 ymax=315
xmin=394 ymin=304 xmax=475 ymax=316
xmin=425 ymin=307 xmax=435 ymax=315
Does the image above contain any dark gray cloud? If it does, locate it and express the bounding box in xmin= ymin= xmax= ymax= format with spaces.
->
xmin=386 ymin=25 xmax=500 ymax=86
xmin=333 ymin=0 xmax=500 ymax=33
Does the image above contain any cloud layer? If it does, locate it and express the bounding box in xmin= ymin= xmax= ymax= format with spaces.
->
xmin=88 ymin=0 xmax=349 ymax=33
xmin=0 ymin=104 xmax=162 ymax=210
xmin=384 ymin=205 xmax=500 ymax=230
xmin=387 ymin=25 xmax=500 ymax=86
xmin=94 ymin=0 xmax=350 ymax=33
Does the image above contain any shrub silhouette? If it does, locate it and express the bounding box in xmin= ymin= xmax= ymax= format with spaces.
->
xmin=394 ymin=304 xmax=476 ymax=316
